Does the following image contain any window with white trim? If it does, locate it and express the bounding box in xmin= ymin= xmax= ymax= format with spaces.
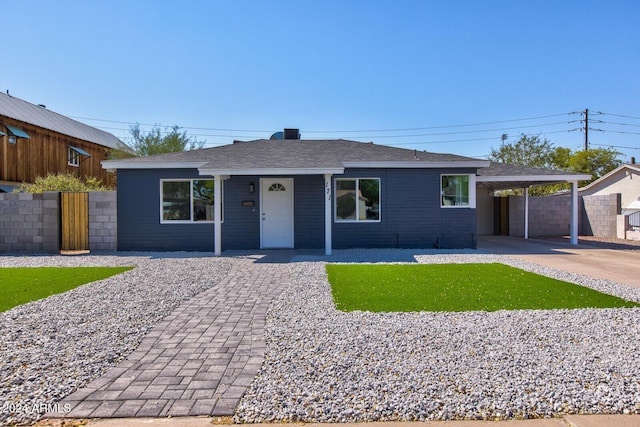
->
xmin=161 ymin=179 xmax=222 ymax=223
xmin=441 ymin=174 xmax=470 ymax=207
xmin=68 ymin=146 xmax=80 ymax=167
xmin=335 ymin=178 xmax=380 ymax=222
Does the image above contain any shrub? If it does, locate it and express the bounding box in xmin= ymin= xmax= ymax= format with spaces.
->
xmin=15 ymin=173 xmax=109 ymax=193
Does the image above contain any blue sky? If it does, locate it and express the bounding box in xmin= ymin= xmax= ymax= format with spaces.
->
xmin=3 ymin=1 xmax=639 ymax=161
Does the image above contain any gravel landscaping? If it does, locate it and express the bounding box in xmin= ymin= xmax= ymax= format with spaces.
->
xmin=0 ymin=253 xmax=231 ymax=426
xmin=2 ymin=249 xmax=640 ymax=425
xmin=235 ymin=250 xmax=640 ymax=422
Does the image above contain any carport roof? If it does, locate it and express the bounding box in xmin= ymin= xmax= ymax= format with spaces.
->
xmin=477 ymin=162 xmax=591 ymax=190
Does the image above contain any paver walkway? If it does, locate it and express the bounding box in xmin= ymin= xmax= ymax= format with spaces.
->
xmin=50 ymin=252 xmax=292 ymax=418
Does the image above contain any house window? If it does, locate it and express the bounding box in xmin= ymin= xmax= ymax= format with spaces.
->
xmin=161 ymin=179 xmax=221 ymax=223
xmin=68 ymin=146 xmax=80 ymax=167
xmin=335 ymin=178 xmax=380 ymax=222
xmin=441 ymin=174 xmax=474 ymax=207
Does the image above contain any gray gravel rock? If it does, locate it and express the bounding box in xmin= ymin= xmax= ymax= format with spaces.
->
xmin=0 ymin=253 xmax=231 ymax=425
xmin=235 ymin=250 xmax=640 ymax=422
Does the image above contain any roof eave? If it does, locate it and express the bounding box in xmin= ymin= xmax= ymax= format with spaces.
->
xmin=578 ymin=164 xmax=640 ymax=192
xmin=342 ymin=160 xmax=490 ymax=168
xmin=477 ymin=174 xmax=591 ymax=183
xmin=197 ymin=167 xmax=345 ymax=176
xmin=101 ymin=160 xmax=208 ymax=170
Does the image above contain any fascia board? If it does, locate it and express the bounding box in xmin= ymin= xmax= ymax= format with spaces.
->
xmin=476 ymin=174 xmax=591 ymax=182
xmin=342 ymin=160 xmax=490 ymax=168
xmin=198 ymin=167 xmax=345 ymax=176
xmin=101 ymin=161 xmax=207 ymax=169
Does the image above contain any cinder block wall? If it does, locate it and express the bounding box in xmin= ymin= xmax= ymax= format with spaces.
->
xmin=0 ymin=192 xmax=59 ymax=253
xmin=0 ymin=191 xmax=116 ymax=253
xmin=509 ymin=194 xmax=572 ymax=237
xmin=580 ymin=193 xmax=620 ymax=238
xmin=88 ymin=192 xmax=117 ymax=251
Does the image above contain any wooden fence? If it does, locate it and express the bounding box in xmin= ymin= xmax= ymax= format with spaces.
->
xmin=60 ymin=192 xmax=89 ymax=251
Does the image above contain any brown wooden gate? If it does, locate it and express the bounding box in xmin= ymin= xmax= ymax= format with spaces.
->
xmin=493 ymin=197 xmax=510 ymax=236
xmin=60 ymin=192 xmax=89 ymax=251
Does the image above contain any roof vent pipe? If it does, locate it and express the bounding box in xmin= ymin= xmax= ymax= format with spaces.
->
xmin=283 ymin=128 xmax=301 ymax=140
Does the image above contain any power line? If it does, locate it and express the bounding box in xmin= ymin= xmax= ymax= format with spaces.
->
xmin=320 ymin=121 xmax=576 ymax=139
xmin=595 ymin=120 xmax=640 ymax=128
xmin=303 ymin=112 xmax=579 ymax=133
xmin=596 ymin=111 xmax=640 ymax=121
xmin=591 ymin=143 xmax=640 ymax=151
xmin=381 ymin=129 xmax=581 ymax=146
xmin=91 ymin=120 xmax=578 ymax=141
xmin=71 ymin=111 xmax=579 ymax=136
xmin=596 ymin=128 xmax=640 ymax=136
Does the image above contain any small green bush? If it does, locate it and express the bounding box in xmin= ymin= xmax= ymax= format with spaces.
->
xmin=15 ymin=173 xmax=109 ymax=193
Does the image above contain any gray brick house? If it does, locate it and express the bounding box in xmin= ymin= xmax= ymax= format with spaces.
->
xmin=103 ymin=133 xmax=589 ymax=255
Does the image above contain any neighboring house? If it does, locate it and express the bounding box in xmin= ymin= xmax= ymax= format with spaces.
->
xmin=103 ymin=131 xmax=589 ymax=254
xmin=0 ymin=92 xmax=129 ymax=190
xmin=579 ymin=163 xmax=640 ymax=212
xmin=578 ymin=163 xmax=640 ymax=239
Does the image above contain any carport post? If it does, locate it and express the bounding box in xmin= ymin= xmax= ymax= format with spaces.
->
xmin=524 ymin=186 xmax=529 ymax=240
xmin=570 ymin=181 xmax=578 ymax=245
xmin=324 ymin=174 xmax=332 ymax=256
xmin=214 ymin=174 xmax=222 ymax=256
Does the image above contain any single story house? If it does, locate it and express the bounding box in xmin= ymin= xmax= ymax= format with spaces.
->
xmin=103 ymin=132 xmax=590 ymax=255
xmin=579 ymin=163 xmax=640 ymax=213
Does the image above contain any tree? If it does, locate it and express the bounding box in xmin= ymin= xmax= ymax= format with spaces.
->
xmin=565 ymin=148 xmax=622 ymax=184
xmin=109 ymin=124 xmax=205 ymax=159
xmin=489 ymin=134 xmax=623 ymax=195
xmin=489 ymin=135 xmax=557 ymax=169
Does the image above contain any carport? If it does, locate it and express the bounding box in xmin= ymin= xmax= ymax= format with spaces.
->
xmin=476 ymin=163 xmax=591 ymax=245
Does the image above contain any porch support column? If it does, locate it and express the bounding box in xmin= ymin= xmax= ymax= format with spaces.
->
xmin=214 ymin=174 xmax=222 ymax=256
xmin=570 ymin=180 xmax=579 ymax=245
xmin=324 ymin=173 xmax=332 ymax=256
xmin=524 ymin=187 xmax=529 ymax=240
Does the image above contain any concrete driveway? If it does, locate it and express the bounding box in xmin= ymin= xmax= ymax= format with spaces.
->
xmin=478 ymin=235 xmax=640 ymax=289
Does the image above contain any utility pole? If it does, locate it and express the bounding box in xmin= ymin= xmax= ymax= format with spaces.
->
xmin=583 ymin=108 xmax=589 ymax=151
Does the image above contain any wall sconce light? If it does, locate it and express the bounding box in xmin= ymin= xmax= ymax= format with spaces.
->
xmin=8 ymin=135 xmax=16 ymax=144
xmin=249 ymin=181 xmax=255 ymax=193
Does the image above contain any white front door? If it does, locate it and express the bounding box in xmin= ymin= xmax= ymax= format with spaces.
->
xmin=261 ymin=178 xmax=294 ymax=248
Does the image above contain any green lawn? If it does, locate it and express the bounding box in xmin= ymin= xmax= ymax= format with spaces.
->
xmin=326 ymin=263 xmax=640 ymax=312
xmin=0 ymin=266 xmax=134 ymax=312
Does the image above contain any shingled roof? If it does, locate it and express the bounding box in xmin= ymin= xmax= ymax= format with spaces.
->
xmin=104 ymin=138 xmax=488 ymax=172
xmin=0 ymin=92 xmax=128 ymax=150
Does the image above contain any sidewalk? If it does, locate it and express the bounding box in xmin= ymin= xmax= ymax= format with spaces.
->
xmin=37 ymin=414 xmax=640 ymax=426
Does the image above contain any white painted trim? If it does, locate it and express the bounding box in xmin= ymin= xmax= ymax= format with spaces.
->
xmin=440 ymin=174 xmax=476 ymax=209
xmin=342 ymin=160 xmax=490 ymax=169
xmin=524 ymin=187 xmax=529 ymax=240
xmin=324 ymin=174 xmax=332 ymax=256
xmin=333 ymin=177 xmax=382 ymax=223
xmin=214 ymin=174 xmax=222 ymax=256
xmin=259 ymin=178 xmax=295 ymax=249
xmin=570 ymin=181 xmax=579 ymax=245
xmin=476 ymin=174 xmax=591 ymax=183
xmin=159 ymin=178 xmax=222 ymax=224
xmin=199 ymin=167 xmax=344 ymax=176
xmin=102 ymin=160 xmax=207 ymax=169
